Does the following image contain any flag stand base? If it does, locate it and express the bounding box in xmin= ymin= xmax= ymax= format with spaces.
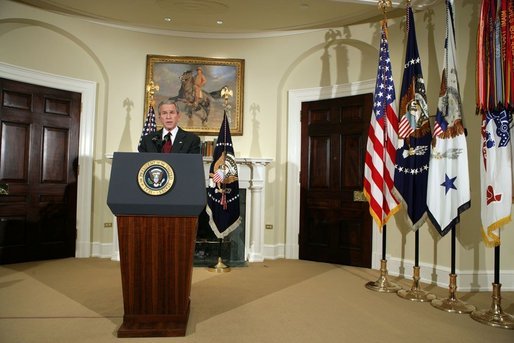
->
xmin=208 ymin=257 xmax=231 ymax=273
xmin=365 ymin=259 xmax=401 ymax=293
xmin=470 ymin=283 xmax=514 ymax=329
xmin=431 ymin=273 xmax=475 ymax=313
xmin=398 ymin=266 xmax=436 ymax=302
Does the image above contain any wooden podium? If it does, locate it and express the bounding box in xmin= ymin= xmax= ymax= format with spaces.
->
xmin=107 ymin=152 xmax=206 ymax=337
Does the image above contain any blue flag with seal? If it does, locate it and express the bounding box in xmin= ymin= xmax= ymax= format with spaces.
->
xmin=393 ymin=5 xmax=431 ymax=231
xmin=206 ymin=111 xmax=242 ymax=238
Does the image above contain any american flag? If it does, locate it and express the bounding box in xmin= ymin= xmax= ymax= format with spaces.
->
xmin=432 ymin=112 xmax=446 ymax=137
xmin=212 ymin=169 xmax=225 ymax=183
xmin=137 ymin=105 xmax=157 ymax=151
xmin=393 ymin=5 xmax=431 ymax=231
xmin=363 ymin=20 xmax=401 ymax=229
xmin=398 ymin=116 xmax=415 ymax=138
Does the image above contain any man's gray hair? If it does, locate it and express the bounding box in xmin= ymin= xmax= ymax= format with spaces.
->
xmin=157 ymin=99 xmax=180 ymax=114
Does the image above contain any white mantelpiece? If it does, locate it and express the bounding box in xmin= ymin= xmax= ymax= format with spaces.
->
xmin=107 ymin=154 xmax=271 ymax=263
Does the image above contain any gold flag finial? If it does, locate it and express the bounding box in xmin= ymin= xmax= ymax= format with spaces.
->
xmin=377 ymin=0 xmax=393 ymax=17
xmin=221 ymin=86 xmax=233 ymax=109
xmin=146 ymin=80 xmax=160 ymax=106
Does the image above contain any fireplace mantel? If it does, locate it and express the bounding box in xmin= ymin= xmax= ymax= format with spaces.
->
xmin=107 ymin=154 xmax=272 ymax=263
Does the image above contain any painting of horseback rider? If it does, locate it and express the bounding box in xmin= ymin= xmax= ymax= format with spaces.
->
xmin=145 ymin=55 xmax=244 ymax=136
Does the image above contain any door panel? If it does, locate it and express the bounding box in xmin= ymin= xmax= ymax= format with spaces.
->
xmin=42 ymin=127 xmax=69 ymax=182
xmin=0 ymin=78 xmax=80 ymax=264
xmin=299 ymin=94 xmax=373 ymax=267
xmin=1 ymin=122 xmax=30 ymax=181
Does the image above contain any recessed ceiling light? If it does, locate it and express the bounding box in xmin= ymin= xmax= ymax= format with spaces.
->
xmin=216 ymin=20 xmax=223 ymax=25
xmin=164 ymin=17 xmax=172 ymax=22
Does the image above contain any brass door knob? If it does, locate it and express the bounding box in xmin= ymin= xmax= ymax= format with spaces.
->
xmin=0 ymin=183 xmax=8 ymax=195
xmin=353 ymin=190 xmax=366 ymax=202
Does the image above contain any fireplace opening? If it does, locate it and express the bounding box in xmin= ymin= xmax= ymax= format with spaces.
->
xmin=194 ymin=189 xmax=246 ymax=267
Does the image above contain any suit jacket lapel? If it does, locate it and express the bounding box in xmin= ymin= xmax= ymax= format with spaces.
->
xmin=172 ymin=128 xmax=186 ymax=152
xmin=150 ymin=129 xmax=163 ymax=152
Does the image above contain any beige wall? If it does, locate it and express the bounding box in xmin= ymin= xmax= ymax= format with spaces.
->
xmin=1 ymin=0 xmax=512 ymax=285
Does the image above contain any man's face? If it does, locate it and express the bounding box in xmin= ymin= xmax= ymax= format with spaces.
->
xmin=159 ymin=103 xmax=180 ymax=131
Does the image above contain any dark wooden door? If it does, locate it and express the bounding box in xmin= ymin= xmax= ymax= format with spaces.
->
xmin=299 ymin=94 xmax=373 ymax=267
xmin=0 ymin=78 xmax=80 ymax=264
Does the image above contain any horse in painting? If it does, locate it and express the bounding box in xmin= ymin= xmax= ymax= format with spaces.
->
xmin=174 ymin=70 xmax=211 ymax=123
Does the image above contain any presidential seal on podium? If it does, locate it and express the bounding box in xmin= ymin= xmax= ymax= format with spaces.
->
xmin=137 ymin=159 xmax=175 ymax=195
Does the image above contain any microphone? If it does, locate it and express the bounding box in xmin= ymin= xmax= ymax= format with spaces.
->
xmin=152 ymin=134 xmax=164 ymax=152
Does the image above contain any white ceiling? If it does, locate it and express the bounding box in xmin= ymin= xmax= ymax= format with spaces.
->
xmin=12 ymin=0 xmax=442 ymax=36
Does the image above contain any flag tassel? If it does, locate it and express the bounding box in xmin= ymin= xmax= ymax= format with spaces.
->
xmin=221 ymin=192 xmax=227 ymax=210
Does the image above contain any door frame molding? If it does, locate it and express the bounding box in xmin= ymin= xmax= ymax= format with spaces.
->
xmin=286 ymin=80 xmax=382 ymax=269
xmin=0 ymin=62 xmax=96 ymax=258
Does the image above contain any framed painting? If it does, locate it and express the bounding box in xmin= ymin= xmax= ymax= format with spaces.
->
xmin=144 ymin=55 xmax=244 ymax=135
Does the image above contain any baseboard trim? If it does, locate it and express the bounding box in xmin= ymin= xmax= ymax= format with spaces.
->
xmin=263 ymin=243 xmax=285 ymax=260
xmin=386 ymin=256 xmax=514 ymax=292
xmin=89 ymin=242 xmax=513 ymax=291
xmin=91 ymin=242 xmax=114 ymax=259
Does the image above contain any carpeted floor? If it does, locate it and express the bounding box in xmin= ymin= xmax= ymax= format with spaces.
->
xmin=0 ymin=258 xmax=513 ymax=342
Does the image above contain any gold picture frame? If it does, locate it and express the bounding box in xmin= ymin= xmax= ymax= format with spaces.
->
xmin=144 ymin=55 xmax=244 ymax=136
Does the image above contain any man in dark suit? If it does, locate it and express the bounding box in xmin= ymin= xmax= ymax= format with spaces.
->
xmin=138 ymin=99 xmax=201 ymax=154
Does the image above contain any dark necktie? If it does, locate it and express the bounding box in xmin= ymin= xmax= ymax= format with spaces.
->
xmin=162 ymin=132 xmax=172 ymax=153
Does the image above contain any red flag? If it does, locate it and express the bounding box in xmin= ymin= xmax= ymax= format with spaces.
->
xmin=363 ymin=20 xmax=400 ymax=229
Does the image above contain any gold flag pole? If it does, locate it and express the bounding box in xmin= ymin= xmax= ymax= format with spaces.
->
xmin=208 ymin=241 xmax=231 ymax=273
xmin=365 ymin=258 xmax=401 ymax=292
xmin=431 ymin=227 xmax=475 ymax=313
xmin=431 ymin=273 xmax=475 ymax=313
xmin=208 ymin=87 xmax=234 ymax=273
xmin=471 ymin=283 xmax=514 ymax=329
xmin=365 ymin=0 xmax=401 ymax=294
xmin=470 ymin=245 xmax=514 ymax=329
xmin=430 ymin=1 xmax=475 ymax=315
xmin=397 ymin=264 xmax=436 ymax=302
xmin=146 ymin=80 xmax=159 ymax=108
xmin=377 ymin=0 xmax=392 ymax=19
xmin=398 ymin=0 xmax=435 ymax=295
